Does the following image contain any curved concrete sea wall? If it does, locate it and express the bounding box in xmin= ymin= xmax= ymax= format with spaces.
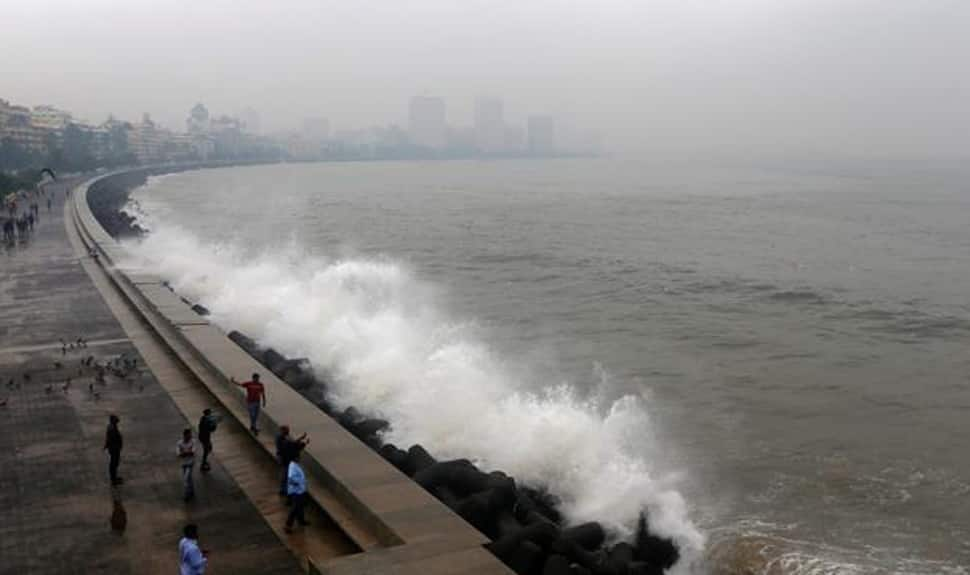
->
xmin=72 ymin=168 xmax=510 ymax=575
xmin=75 ymin=166 xmax=683 ymax=575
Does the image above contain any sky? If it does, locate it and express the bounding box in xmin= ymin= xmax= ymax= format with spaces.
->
xmin=0 ymin=0 xmax=967 ymax=157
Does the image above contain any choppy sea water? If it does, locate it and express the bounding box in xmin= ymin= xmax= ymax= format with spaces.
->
xmin=122 ymin=158 xmax=970 ymax=574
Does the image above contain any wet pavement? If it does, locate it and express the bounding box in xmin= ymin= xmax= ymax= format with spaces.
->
xmin=0 ymin=179 xmax=300 ymax=574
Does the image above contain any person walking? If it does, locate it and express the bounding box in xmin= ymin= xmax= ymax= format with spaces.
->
xmin=176 ymin=428 xmax=197 ymax=502
xmin=179 ymin=524 xmax=208 ymax=575
xmin=197 ymin=409 xmax=220 ymax=472
xmin=284 ymin=452 xmax=311 ymax=533
xmin=103 ymin=414 xmax=124 ymax=485
xmin=275 ymin=425 xmax=309 ymax=496
xmin=231 ymin=373 xmax=266 ymax=435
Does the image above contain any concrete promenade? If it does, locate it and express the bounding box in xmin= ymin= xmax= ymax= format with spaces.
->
xmin=70 ymin=169 xmax=515 ymax=575
xmin=0 ymin=179 xmax=301 ymax=574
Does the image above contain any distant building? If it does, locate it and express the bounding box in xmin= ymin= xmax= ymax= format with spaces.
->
xmin=86 ymin=124 xmax=112 ymax=161
xmin=408 ymin=95 xmax=446 ymax=150
xmin=30 ymin=105 xmax=73 ymax=133
xmin=0 ymin=99 xmax=47 ymax=152
xmin=238 ymin=107 xmax=261 ymax=135
xmin=209 ymin=115 xmax=243 ymax=158
xmin=128 ymin=113 xmax=167 ymax=163
xmin=474 ymin=98 xmax=504 ymax=154
xmin=301 ymin=117 xmax=330 ymax=143
xmin=527 ymin=115 xmax=555 ymax=155
xmin=187 ymin=103 xmax=210 ymax=134
xmin=503 ymin=125 xmax=524 ymax=153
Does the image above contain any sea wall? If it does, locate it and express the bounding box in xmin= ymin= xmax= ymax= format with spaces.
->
xmin=83 ymin=165 xmax=683 ymax=575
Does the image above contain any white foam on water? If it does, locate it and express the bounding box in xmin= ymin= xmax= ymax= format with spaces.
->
xmin=119 ymin=203 xmax=706 ymax=573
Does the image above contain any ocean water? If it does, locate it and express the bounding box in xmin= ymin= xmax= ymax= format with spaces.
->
xmin=121 ymin=158 xmax=970 ymax=574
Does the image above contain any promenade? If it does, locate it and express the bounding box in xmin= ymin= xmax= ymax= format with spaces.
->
xmin=0 ymin=179 xmax=301 ymax=574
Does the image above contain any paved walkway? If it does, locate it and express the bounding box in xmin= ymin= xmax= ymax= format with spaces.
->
xmin=0 ymin=179 xmax=301 ymax=574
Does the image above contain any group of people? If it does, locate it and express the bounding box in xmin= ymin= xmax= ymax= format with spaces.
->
xmin=103 ymin=371 xmax=313 ymax=574
xmin=3 ymin=188 xmax=50 ymax=244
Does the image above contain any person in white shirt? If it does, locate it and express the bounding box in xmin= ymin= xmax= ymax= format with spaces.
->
xmin=176 ymin=428 xmax=196 ymax=502
xmin=179 ymin=523 xmax=207 ymax=575
xmin=284 ymin=453 xmax=310 ymax=533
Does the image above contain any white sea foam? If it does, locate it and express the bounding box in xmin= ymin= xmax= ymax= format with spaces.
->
xmin=119 ymin=205 xmax=705 ymax=572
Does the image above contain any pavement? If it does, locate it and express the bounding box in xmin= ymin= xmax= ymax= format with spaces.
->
xmin=0 ymin=179 xmax=301 ymax=574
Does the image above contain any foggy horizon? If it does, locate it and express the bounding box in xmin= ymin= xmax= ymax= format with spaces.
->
xmin=1 ymin=0 xmax=967 ymax=158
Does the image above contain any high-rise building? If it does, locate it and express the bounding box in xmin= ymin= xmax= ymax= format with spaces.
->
xmin=0 ymin=99 xmax=47 ymax=152
xmin=187 ymin=103 xmax=210 ymax=134
xmin=527 ymin=115 xmax=555 ymax=155
xmin=408 ymin=96 xmax=446 ymax=150
xmin=30 ymin=105 xmax=73 ymax=132
xmin=302 ymin=117 xmax=330 ymax=142
xmin=239 ymin=107 xmax=261 ymax=135
xmin=474 ymin=97 xmax=504 ymax=154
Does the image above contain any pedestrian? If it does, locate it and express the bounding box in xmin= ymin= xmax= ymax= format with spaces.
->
xmin=284 ymin=451 xmax=311 ymax=533
xmin=46 ymin=197 xmax=51 ymax=212
xmin=176 ymin=428 xmax=197 ymax=501
xmin=197 ymin=409 xmax=220 ymax=472
xmin=103 ymin=414 xmax=124 ymax=485
xmin=179 ymin=523 xmax=208 ymax=575
xmin=231 ymin=373 xmax=266 ymax=435
xmin=275 ymin=425 xmax=309 ymax=496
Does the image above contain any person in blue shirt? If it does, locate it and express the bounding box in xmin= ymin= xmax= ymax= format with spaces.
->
xmin=179 ymin=523 xmax=207 ymax=575
xmin=284 ymin=452 xmax=311 ymax=533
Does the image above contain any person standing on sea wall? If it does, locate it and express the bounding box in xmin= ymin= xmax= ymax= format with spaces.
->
xmin=231 ymin=373 xmax=266 ymax=435
xmin=176 ymin=428 xmax=197 ymax=502
xmin=275 ymin=425 xmax=309 ymax=496
xmin=284 ymin=452 xmax=310 ymax=533
xmin=179 ymin=524 xmax=208 ymax=575
xmin=103 ymin=414 xmax=124 ymax=485
xmin=197 ymin=409 xmax=220 ymax=472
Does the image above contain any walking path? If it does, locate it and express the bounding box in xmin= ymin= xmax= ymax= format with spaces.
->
xmin=0 ymin=179 xmax=302 ymax=574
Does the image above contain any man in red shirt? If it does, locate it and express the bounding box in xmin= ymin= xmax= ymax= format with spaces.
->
xmin=231 ymin=373 xmax=267 ymax=435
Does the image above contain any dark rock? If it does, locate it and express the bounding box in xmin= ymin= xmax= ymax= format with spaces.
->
xmin=542 ymin=555 xmax=572 ymax=575
xmin=261 ymin=348 xmax=287 ymax=372
xmin=405 ymin=444 xmax=436 ymax=475
xmin=560 ymin=522 xmax=606 ymax=551
xmin=606 ymin=542 xmax=635 ymax=574
xmin=413 ymin=459 xmax=490 ymax=496
xmin=378 ymin=444 xmax=409 ymax=473
xmin=283 ymin=369 xmax=317 ymax=392
xmin=497 ymin=541 xmax=545 ymax=575
xmin=519 ymin=486 xmax=562 ymax=524
xmin=430 ymin=484 xmax=461 ymax=509
xmin=351 ymin=419 xmax=390 ymax=448
xmin=633 ymin=513 xmax=678 ymax=571
xmin=227 ymin=331 xmax=261 ymax=359
xmin=492 ymin=521 xmax=560 ymax=554
xmin=550 ymin=538 xmax=604 ymax=573
xmin=338 ymin=406 xmax=363 ymax=428
xmin=272 ymin=358 xmax=309 ymax=381
xmin=626 ymin=562 xmax=662 ymax=575
xmin=515 ymin=493 xmax=560 ymax=527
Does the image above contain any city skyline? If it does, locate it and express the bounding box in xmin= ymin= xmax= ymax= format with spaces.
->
xmin=2 ymin=1 xmax=968 ymax=158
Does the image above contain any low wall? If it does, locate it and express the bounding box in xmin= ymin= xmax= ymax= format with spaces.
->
xmin=74 ymin=165 xmax=683 ymax=575
xmin=71 ymin=169 xmax=509 ymax=575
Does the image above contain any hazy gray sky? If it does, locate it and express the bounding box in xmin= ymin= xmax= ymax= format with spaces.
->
xmin=1 ymin=0 xmax=967 ymax=156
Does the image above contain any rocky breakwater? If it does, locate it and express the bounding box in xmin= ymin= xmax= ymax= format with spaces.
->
xmin=220 ymin=325 xmax=682 ymax=575
xmin=86 ymin=169 xmax=153 ymax=238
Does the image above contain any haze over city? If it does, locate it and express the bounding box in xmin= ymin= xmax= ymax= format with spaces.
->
xmin=2 ymin=0 xmax=968 ymax=157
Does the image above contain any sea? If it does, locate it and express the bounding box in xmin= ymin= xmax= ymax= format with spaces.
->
xmin=121 ymin=157 xmax=970 ymax=574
